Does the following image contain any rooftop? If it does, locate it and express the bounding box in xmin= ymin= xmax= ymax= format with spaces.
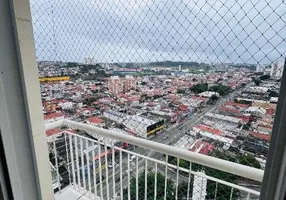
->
xmin=204 ymin=112 xmax=242 ymax=124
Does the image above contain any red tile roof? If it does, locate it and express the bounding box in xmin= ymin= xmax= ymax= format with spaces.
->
xmin=200 ymin=143 xmax=215 ymax=155
xmin=250 ymin=131 xmax=271 ymax=141
xmin=178 ymin=104 xmax=188 ymax=111
xmin=225 ymin=101 xmax=249 ymax=109
xmin=194 ymin=124 xmax=223 ymax=136
xmin=257 ymin=124 xmax=273 ymax=129
xmin=238 ymin=115 xmax=252 ymax=123
xmin=87 ymin=117 xmax=104 ymax=124
xmin=66 ymin=129 xmax=76 ymax=134
xmin=44 ymin=112 xmax=63 ymax=120
xmin=219 ymin=106 xmax=240 ymax=114
xmin=46 ymin=128 xmax=62 ymax=136
xmin=189 ymin=140 xmax=214 ymax=155
xmin=266 ymin=108 xmax=276 ymax=115
xmin=191 ymin=96 xmax=208 ymax=102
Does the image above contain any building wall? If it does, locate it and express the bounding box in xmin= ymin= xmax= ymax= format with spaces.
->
xmin=107 ymin=76 xmax=136 ymax=94
xmin=203 ymin=116 xmax=239 ymax=127
xmin=270 ymin=62 xmax=284 ymax=78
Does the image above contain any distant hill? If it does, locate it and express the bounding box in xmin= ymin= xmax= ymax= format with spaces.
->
xmin=149 ymin=61 xmax=201 ymax=67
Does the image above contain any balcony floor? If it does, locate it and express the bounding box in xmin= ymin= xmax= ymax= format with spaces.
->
xmin=55 ymin=186 xmax=92 ymax=200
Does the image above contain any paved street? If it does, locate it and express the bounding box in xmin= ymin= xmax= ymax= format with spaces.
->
xmin=95 ymin=85 xmax=250 ymax=199
xmin=72 ymin=84 xmax=252 ymax=200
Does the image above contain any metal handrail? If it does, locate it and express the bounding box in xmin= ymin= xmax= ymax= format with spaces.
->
xmin=45 ymin=119 xmax=264 ymax=182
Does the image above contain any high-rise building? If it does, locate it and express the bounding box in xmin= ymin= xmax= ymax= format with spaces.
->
xmin=270 ymin=62 xmax=284 ymax=78
xmin=107 ymin=75 xmax=136 ymax=94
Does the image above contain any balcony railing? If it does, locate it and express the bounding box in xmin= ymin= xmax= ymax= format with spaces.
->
xmin=46 ymin=119 xmax=263 ymax=200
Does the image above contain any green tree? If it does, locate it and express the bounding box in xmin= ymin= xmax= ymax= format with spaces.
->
xmin=269 ymin=90 xmax=279 ymax=97
xmin=242 ymin=124 xmax=250 ymax=130
xmin=177 ymin=89 xmax=186 ymax=94
xmin=82 ymin=96 xmax=98 ymax=106
xmin=177 ymin=181 xmax=192 ymax=199
xmin=238 ymin=154 xmax=261 ymax=169
xmin=209 ymin=85 xmax=232 ymax=96
xmin=66 ymin=62 xmax=78 ymax=68
xmin=254 ymin=79 xmax=261 ymax=86
xmin=168 ymin=151 xmax=239 ymax=200
xmin=191 ymin=83 xmax=208 ymax=94
xmin=208 ymin=94 xmax=219 ymax=104
xmin=259 ymin=74 xmax=270 ymax=80
xmin=123 ymin=171 xmax=175 ymax=200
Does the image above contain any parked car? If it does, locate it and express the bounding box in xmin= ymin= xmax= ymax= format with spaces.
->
xmin=129 ymin=155 xmax=136 ymax=162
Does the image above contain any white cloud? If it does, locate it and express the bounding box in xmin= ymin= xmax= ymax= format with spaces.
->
xmin=30 ymin=0 xmax=286 ymax=64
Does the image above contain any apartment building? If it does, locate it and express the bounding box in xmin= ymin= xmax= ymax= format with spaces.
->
xmin=107 ymin=75 xmax=136 ymax=94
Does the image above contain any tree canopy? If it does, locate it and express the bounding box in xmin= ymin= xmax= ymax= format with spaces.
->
xmin=208 ymin=95 xmax=219 ymax=104
xmin=269 ymin=90 xmax=279 ymax=97
xmin=167 ymin=151 xmax=247 ymax=199
xmin=191 ymin=83 xmax=208 ymax=94
xmin=254 ymin=79 xmax=261 ymax=86
xmin=238 ymin=154 xmax=261 ymax=169
xmin=209 ymin=85 xmax=232 ymax=96
xmin=123 ymin=171 xmax=175 ymax=200
xmin=259 ymin=74 xmax=270 ymax=80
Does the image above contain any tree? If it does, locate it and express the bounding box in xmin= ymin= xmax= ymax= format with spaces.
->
xmin=208 ymin=95 xmax=219 ymax=105
xmin=238 ymin=154 xmax=261 ymax=169
xmin=254 ymin=79 xmax=261 ymax=86
xmin=191 ymin=83 xmax=208 ymax=94
xmin=177 ymin=181 xmax=192 ymax=200
xmin=66 ymin=62 xmax=78 ymax=68
xmin=177 ymin=89 xmax=186 ymax=94
xmin=242 ymin=124 xmax=250 ymax=130
xmin=168 ymin=151 xmax=239 ymax=200
xmin=209 ymin=85 xmax=232 ymax=96
xmin=82 ymin=96 xmax=98 ymax=106
xmin=259 ymin=74 xmax=270 ymax=80
xmin=123 ymin=171 xmax=175 ymax=200
xmin=269 ymin=90 xmax=279 ymax=97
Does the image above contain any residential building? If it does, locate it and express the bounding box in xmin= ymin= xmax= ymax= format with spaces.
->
xmin=86 ymin=117 xmax=105 ymax=127
xmin=270 ymin=61 xmax=284 ymax=78
xmin=44 ymin=112 xmax=64 ymax=124
xmin=203 ymin=112 xmax=243 ymax=129
xmin=199 ymin=91 xmax=220 ymax=98
xmin=245 ymin=106 xmax=267 ymax=117
xmin=192 ymin=124 xmax=234 ymax=145
xmin=107 ymin=75 xmax=136 ymax=94
xmin=189 ymin=140 xmax=214 ymax=155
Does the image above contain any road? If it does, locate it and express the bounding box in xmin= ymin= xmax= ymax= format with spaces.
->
xmin=92 ymin=84 xmax=251 ymax=199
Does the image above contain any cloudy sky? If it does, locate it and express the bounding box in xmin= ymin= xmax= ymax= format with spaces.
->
xmin=30 ymin=0 xmax=286 ymax=64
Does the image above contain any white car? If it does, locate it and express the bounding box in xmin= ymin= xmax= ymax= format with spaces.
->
xmin=108 ymin=162 xmax=117 ymax=168
xmin=129 ymin=155 xmax=136 ymax=162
